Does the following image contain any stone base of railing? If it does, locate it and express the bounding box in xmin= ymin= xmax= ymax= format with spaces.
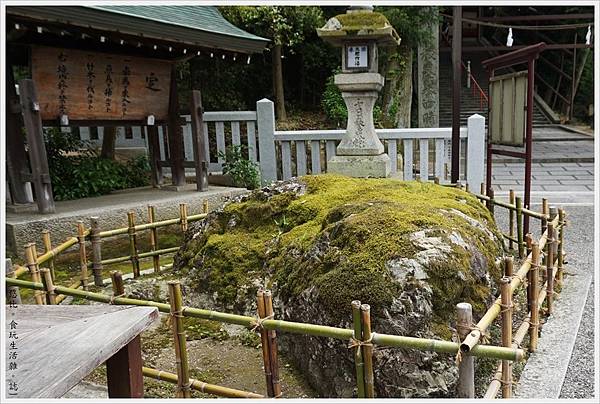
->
xmin=327 ymin=153 xmax=391 ymax=178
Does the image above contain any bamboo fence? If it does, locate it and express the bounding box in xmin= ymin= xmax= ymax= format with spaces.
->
xmin=6 ymin=184 xmax=570 ymax=399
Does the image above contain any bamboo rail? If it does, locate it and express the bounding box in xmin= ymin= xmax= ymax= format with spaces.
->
xmin=485 ymin=249 xmax=559 ymax=399
xmin=460 ymin=214 xmax=561 ymax=354
xmin=142 ymin=367 xmax=263 ymax=398
xmin=6 ymin=278 xmax=524 ymax=362
xmin=97 ymin=213 xmax=207 ymax=238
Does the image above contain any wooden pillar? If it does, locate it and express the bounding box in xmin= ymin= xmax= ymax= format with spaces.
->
xmin=6 ymin=61 xmax=33 ymax=204
xmin=451 ymin=6 xmax=462 ymax=183
xmin=167 ymin=65 xmax=185 ymax=187
xmin=146 ymin=125 xmax=164 ymax=187
xmin=106 ymin=335 xmax=144 ymax=398
xmin=18 ymin=79 xmax=55 ymax=213
xmin=190 ymin=90 xmax=209 ymax=191
xmin=456 ymin=302 xmax=474 ymax=398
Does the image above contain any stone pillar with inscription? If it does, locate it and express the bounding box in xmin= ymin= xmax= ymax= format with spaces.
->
xmin=417 ymin=7 xmax=440 ymax=128
xmin=317 ymin=7 xmax=401 ymax=178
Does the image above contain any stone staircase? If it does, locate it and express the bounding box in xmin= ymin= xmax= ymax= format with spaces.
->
xmin=438 ymin=52 xmax=550 ymax=127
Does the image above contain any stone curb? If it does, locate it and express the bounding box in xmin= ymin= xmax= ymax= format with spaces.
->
xmin=514 ymin=265 xmax=593 ymax=398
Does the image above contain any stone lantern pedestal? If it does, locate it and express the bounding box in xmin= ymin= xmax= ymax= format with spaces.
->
xmin=327 ymin=73 xmax=390 ymax=177
xmin=317 ymin=7 xmax=400 ymax=178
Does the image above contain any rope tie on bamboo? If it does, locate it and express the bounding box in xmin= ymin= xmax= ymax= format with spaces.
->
xmin=108 ymin=293 xmax=125 ymax=304
xmin=347 ymin=334 xmax=373 ymax=350
xmin=499 ymin=301 xmax=513 ymax=314
xmin=250 ymin=314 xmax=274 ymax=332
xmin=469 ymin=324 xmax=490 ymax=344
xmin=491 ymin=375 xmax=519 ymax=386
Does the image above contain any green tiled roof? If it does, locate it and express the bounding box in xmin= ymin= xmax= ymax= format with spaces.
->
xmin=89 ymin=5 xmax=267 ymax=42
xmin=7 ymin=5 xmax=268 ymax=54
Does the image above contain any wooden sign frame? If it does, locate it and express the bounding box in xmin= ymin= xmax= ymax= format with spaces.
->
xmin=489 ymin=71 xmax=528 ymax=147
xmin=31 ymin=45 xmax=172 ymax=124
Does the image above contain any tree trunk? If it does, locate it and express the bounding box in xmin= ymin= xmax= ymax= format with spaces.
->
xmin=381 ymin=46 xmax=413 ymax=128
xmin=396 ymin=47 xmax=413 ymax=128
xmin=101 ymin=127 xmax=116 ymax=159
xmin=272 ymin=44 xmax=287 ymax=121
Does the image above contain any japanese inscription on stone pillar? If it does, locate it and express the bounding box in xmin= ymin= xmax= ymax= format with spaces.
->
xmin=417 ymin=7 xmax=439 ymax=128
xmin=32 ymin=45 xmax=171 ymax=121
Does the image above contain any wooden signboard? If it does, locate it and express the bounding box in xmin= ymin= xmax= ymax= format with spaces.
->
xmin=31 ymin=46 xmax=171 ymax=122
xmin=489 ymin=71 xmax=528 ymax=147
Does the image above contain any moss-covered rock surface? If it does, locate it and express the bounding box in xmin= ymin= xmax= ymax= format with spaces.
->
xmin=174 ymin=175 xmax=504 ymax=397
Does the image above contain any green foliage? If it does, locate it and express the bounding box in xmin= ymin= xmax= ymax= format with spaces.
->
xmin=220 ymin=6 xmax=324 ymax=48
xmin=377 ymin=6 xmax=440 ymax=47
xmin=218 ymin=145 xmax=260 ymax=190
xmin=321 ymin=69 xmax=347 ymax=125
xmin=44 ymin=128 xmax=150 ymax=200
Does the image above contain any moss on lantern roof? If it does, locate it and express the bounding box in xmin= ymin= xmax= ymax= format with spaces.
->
xmin=317 ymin=11 xmax=400 ymax=46
xmin=335 ymin=11 xmax=391 ymax=31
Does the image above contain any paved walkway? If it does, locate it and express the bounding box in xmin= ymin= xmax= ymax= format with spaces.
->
xmin=490 ymin=125 xmax=594 ymax=195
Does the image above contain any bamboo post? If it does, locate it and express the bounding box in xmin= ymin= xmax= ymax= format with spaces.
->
xmin=525 ymin=233 xmax=533 ymax=256
xmin=360 ymin=304 xmax=375 ymax=398
xmin=203 ymin=199 xmax=209 ymax=214
xmin=127 ymin=211 xmax=140 ymax=278
xmin=147 ymin=205 xmax=161 ymax=273
xmin=515 ymin=196 xmax=524 ymax=258
xmin=529 ymin=242 xmax=540 ymax=351
xmin=500 ymin=277 xmax=513 ymax=398
xmin=25 ymin=243 xmax=44 ymax=304
xmin=257 ymin=289 xmax=274 ymax=397
xmin=168 ymin=281 xmax=191 ymax=398
xmin=504 ymin=256 xmax=513 ymax=278
xmin=541 ymin=198 xmax=548 ymax=235
xmin=508 ymin=190 xmax=515 ymax=252
xmin=111 ymin=271 xmax=125 ymax=296
xmin=525 ymin=233 xmax=533 ymax=312
xmin=557 ymin=208 xmax=565 ymax=285
xmin=41 ymin=230 xmax=56 ymax=280
xmin=456 ymin=302 xmax=474 ymax=398
xmin=263 ymin=291 xmax=281 ymax=397
xmin=546 ymin=222 xmax=555 ymax=315
xmin=90 ymin=217 xmax=104 ymax=286
xmin=76 ymin=221 xmax=88 ymax=290
xmin=351 ymin=300 xmax=366 ymax=398
xmin=40 ymin=267 xmax=57 ymax=305
xmin=487 ymin=188 xmax=495 ymax=216
xmin=179 ymin=203 xmax=188 ymax=232
xmin=5 ymin=259 xmax=22 ymax=305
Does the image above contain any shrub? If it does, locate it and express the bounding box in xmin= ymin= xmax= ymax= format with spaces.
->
xmin=218 ymin=145 xmax=260 ymax=190
xmin=44 ymin=128 xmax=150 ymax=200
xmin=321 ymin=69 xmax=347 ymax=126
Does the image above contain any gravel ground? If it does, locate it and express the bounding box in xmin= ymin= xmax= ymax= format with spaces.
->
xmin=560 ymin=282 xmax=595 ymax=398
xmin=492 ymin=200 xmax=595 ymax=398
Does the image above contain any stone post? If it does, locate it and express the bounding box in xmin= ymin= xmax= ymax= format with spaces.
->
xmin=417 ymin=7 xmax=440 ymax=128
xmin=257 ymin=98 xmax=277 ymax=185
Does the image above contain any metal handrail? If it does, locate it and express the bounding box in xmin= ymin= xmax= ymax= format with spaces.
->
xmin=461 ymin=60 xmax=489 ymax=110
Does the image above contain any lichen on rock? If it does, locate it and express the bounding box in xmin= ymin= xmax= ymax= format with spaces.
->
xmin=173 ymin=174 xmax=504 ymax=397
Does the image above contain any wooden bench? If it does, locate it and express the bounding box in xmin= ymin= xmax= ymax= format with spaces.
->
xmin=5 ymin=305 xmax=158 ymax=398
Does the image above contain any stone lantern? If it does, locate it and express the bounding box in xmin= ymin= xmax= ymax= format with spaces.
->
xmin=317 ymin=6 xmax=400 ymax=178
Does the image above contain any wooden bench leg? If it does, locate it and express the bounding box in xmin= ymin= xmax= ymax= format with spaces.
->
xmin=106 ymin=335 xmax=144 ymax=398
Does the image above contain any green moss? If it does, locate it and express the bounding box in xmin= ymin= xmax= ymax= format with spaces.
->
xmin=334 ymin=12 xmax=390 ymax=32
xmin=180 ymin=175 xmax=503 ymax=332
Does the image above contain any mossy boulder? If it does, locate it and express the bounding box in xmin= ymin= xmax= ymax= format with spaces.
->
xmin=174 ymin=175 xmax=504 ymax=397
